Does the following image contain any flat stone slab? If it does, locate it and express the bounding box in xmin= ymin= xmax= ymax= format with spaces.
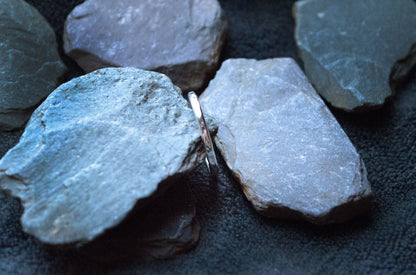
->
xmin=0 ymin=0 xmax=66 ymax=130
xmin=201 ymin=58 xmax=372 ymax=224
xmin=0 ymin=68 xmax=206 ymax=245
xmin=294 ymin=0 xmax=416 ymax=111
xmin=80 ymin=182 xmax=200 ymax=261
xmin=64 ymin=0 xmax=227 ymax=92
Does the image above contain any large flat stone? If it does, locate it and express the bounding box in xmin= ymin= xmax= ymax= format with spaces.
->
xmin=63 ymin=0 xmax=227 ymax=92
xmin=294 ymin=0 xmax=416 ymax=111
xmin=0 ymin=67 xmax=206 ymax=245
xmin=0 ymin=0 xmax=66 ymax=130
xmin=200 ymin=58 xmax=372 ymax=224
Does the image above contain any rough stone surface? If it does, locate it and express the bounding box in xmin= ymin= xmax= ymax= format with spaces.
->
xmin=0 ymin=67 xmax=206 ymax=245
xmin=2 ymin=0 xmax=416 ymax=273
xmin=201 ymin=58 xmax=372 ymax=223
xmin=0 ymin=0 xmax=66 ymax=130
xmin=63 ymin=0 xmax=227 ymax=92
xmin=80 ymin=182 xmax=200 ymax=261
xmin=294 ymin=0 xmax=416 ymax=111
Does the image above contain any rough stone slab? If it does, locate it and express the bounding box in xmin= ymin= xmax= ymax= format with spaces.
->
xmin=0 ymin=0 xmax=66 ymax=130
xmin=80 ymin=181 xmax=199 ymax=261
xmin=63 ymin=0 xmax=227 ymax=92
xmin=0 ymin=67 xmax=206 ymax=245
xmin=294 ymin=0 xmax=416 ymax=111
xmin=200 ymin=58 xmax=372 ymax=224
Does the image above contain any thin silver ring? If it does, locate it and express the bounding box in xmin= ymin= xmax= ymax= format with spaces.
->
xmin=188 ymin=91 xmax=218 ymax=176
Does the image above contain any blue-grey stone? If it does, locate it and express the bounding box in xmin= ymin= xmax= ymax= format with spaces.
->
xmin=0 ymin=68 xmax=206 ymax=245
xmin=294 ymin=0 xmax=416 ymax=111
xmin=0 ymin=0 xmax=66 ymax=130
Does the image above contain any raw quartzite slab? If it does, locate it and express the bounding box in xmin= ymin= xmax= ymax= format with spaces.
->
xmin=64 ymin=0 xmax=227 ymax=92
xmin=0 ymin=68 xmax=206 ymax=245
xmin=201 ymin=58 xmax=372 ymax=224
xmin=294 ymin=0 xmax=416 ymax=111
xmin=0 ymin=0 xmax=66 ymax=130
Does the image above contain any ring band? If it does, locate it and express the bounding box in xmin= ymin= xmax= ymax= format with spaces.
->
xmin=188 ymin=91 xmax=218 ymax=177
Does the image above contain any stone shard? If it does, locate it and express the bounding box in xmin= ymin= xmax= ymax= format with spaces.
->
xmin=63 ymin=0 xmax=227 ymax=92
xmin=0 ymin=67 xmax=206 ymax=245
xmin=200 ymin=58 xmax=372 ymax=224
xmin=0 ymin=0 xmax=66 ymax=130
xmin=391 ymin=43 xmax=416 ymax=90
xmin=294 ymin=0 xmax=416 ymax=111
xmin=80 ymin=182 xmax=200 ymax=261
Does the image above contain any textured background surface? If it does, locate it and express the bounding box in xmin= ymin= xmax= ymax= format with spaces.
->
xmin=1 ymin=0 xmax=416 ymax=273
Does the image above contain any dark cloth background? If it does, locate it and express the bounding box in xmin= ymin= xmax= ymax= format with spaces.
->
xmin=1 ymin=0 xmax=416 ymax=273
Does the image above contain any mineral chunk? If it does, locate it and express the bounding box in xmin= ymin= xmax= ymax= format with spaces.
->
xmin=294 ymin=0 xmax=416 ymax=111
xmin=0 ymin=68 xmax=206 ymax=245
xmin=80 ymin=182 xmax=200 ymax=261
xmin=0 ymin=0 xmax=66 ymax=130
xmin=200 ymin=58 xmax=372 ymax=224
xmin=63 ymin=0 xmax=227 ymax=92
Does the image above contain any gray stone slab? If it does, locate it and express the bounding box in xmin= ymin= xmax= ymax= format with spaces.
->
xmin=63 ymin=0 xmax=227 ymax=92
xmin=0 ymin=67 xmax=206 ymax=245
xmin=201 ymin=58 xmax=372 ymax=223
xmin=0 ymin=0 xmax=66 ymax=130
xmin=294 ymin=0 xmax=416 ymax=111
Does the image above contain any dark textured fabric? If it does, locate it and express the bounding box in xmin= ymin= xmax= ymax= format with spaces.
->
xmin=1 ymin=0 xmax=416 ymax=273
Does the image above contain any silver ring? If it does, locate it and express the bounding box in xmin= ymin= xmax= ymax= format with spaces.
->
xmin=188 ymin=91 xmax=218 ymax=176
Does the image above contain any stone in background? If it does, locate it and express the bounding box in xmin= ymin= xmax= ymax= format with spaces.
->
xmin=64 ymin=0 xmax=227 ymax=92
xmin=294 ymin=0 xmax=416 ymax=111
xmin=0 ymin=0 xmax=66 ymax=130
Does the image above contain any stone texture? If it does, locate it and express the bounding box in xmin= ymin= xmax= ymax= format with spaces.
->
xmin=391 ymin=43 xmax=416 ymax=90
xmin=0 ymin=67 xmax=206 ymax=245
xmin=2 ymin=1 xmax=416 ymax=273
xmin=80 ymin=182 xmax=200 ymax=261
xmin=201 ymin=58 xmax=372 ymax=224
xmin=63 ymin=0 xmax=227 ymax=92
xmin=0 ymin=0 xmax=66 ymax=130
xmin=294 ymin=0 xmax=416 ymax=111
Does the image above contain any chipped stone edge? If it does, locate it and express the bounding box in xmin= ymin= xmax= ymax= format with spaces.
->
xmin=246 ymin=157 xmax=372 ymax=224
xmin=293 ymin=1 xmax=416 ymax=112
xmin=62 ymin=2 xmax=228 ymax=93
xmin=0 ymin=137 xmax=206 ymax=246
xmin=215 ymin=120 xmax=372 ymax=224
xmin=390 ymin=43 xmax=416 ymax=91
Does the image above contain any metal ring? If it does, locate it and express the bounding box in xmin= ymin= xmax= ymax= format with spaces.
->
xmin=188 ymin=91 xmax=218 ymax=176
